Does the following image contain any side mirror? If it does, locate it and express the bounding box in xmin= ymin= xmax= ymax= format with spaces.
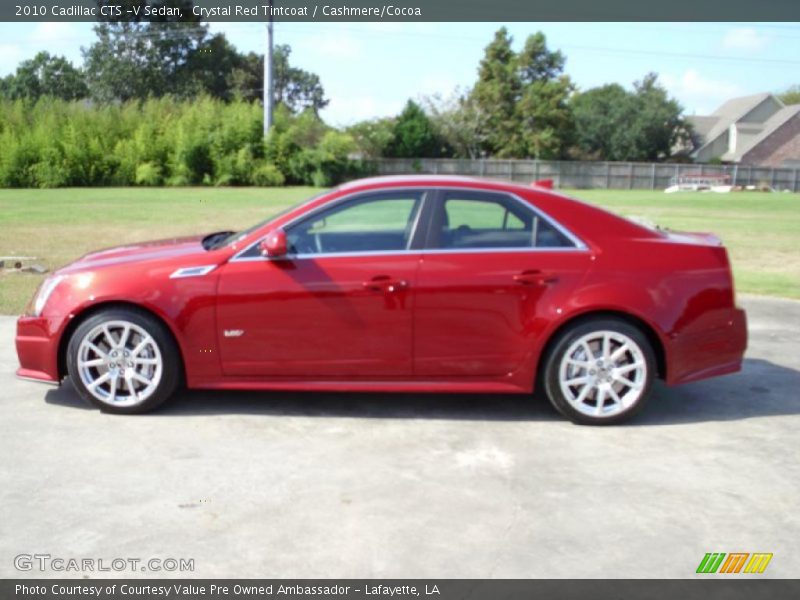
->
xmin=259 ymin=229 xmax=288 ymax=258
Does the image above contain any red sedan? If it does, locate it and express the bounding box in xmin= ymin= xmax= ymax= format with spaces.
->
xmin=15 ymin=176 xmax=747 ymax=424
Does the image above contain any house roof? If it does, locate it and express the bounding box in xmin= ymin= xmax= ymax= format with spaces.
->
xmin=711 ymin=92 xmax=772 ymax=119
xmin=687 ymin=115 xmax=719 ymax=139
xmin=728 ymin=104 xmax=800 ymax=161
xmin=696 ymin=93 xmax=774 ymax=153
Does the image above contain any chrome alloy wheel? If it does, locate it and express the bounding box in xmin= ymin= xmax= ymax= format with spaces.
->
xmin=558 ymin=330 xmax=647 ymax=419
xmin=76 ymin=320 xmax=163 ymax=407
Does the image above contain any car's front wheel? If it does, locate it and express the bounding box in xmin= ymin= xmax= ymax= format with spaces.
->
xmin=66 ymin=307 xmax=180 ymax=414
xmin=542 ymin=318 xmax=656 ymax=425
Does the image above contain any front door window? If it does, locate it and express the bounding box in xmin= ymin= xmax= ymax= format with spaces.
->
xmin=286 ymin=191 xmax=424 ymax=255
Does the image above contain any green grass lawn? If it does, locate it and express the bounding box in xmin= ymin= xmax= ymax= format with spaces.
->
xmin=0 ymin=186 xmax=798 ymax=315
xmin=578 ymin=189 xmax=800 ymax=300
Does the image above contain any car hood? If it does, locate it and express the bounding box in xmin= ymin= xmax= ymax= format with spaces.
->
xmin=59 ymin=235 xmax=210 ymax=274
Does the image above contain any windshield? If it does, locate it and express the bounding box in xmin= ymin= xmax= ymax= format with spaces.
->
xmin=206 ymin=190 xmax=331 ymax=250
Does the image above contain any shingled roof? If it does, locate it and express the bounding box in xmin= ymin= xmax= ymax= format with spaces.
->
xmin=733 ymin=104 xmax=800 ymax=161
xmin=688 ymin=93 xmax=797 ymax=163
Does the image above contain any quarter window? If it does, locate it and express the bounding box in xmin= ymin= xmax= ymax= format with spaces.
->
xmin=431 ymin=191 xmax=575 ymax=250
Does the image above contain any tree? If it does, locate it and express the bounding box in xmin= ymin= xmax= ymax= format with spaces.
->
xmin=778 ymin=85 xmax=800 ymax=105
xmin=228 ymin=46 xmax=328 ymax=113
xmin=83 ymin=16 xmax=206 ymax=100
xmin=184 ymin=33 xmax=244 ymax=101
xmin=571 ymin=84 xmax=631 ymax=160
xmin=514 ymin=32 xmax=573 ymax=158
xmin=83 ymin=2 xmax=327 ymax=112
xmin=470 ymin=28 xmax=573 ymax=158
xmin=83 ymin=1 xmax=209 ymax=101
xmin=423 ymin=89 xmax=488 ymax=159
xmin=628 ymin=73 xmax=691 ymax=160
xmin=471 ymin=28 xmax=521 ymax=157
xmin=570 ymin=74 xmax=691 ymax=161
xmin=0 ymin=52 xmax=87 ymax=101
xmin=273 ymin=45 xmax=328 ymax=114
xmin=384 ymin=100 xmax=446 ymax=158
xmin=264 ymin=105 xmax=360 ymax=186
xmin=227 ymin=52 xmax=262 ymax=102
xmin=347 ymin=117 xmax=396 ymax=158
xmin=517 ymin=32 xmax=566 ymax=83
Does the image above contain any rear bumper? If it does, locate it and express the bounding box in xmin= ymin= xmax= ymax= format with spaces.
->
xmin=15 ymin=316 xmax=61 ymax=385
xmin=667 ymin=307 xmax=748 ymax=386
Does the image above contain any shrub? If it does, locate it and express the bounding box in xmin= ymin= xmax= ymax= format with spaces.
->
xmin=30 ymin=150 xmax=70 ymax=188
xmin=0 ymin=96 xmax=365 ymax=187
xmin=135 ymin=162 xmax=163 ymax=186
xmin=251 ymin=162 xmax=285 ymax=187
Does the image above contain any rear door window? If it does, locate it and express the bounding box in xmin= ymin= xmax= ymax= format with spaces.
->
xmin=429 ymin=190 xmax=575 ymax=249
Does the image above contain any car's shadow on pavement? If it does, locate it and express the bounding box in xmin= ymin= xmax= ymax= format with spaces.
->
xmin=44 ymin=358 xmax=800 ymax=426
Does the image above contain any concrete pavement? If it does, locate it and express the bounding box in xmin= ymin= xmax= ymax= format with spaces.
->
xmin=1 ymin=295 xmax=798 ymax=578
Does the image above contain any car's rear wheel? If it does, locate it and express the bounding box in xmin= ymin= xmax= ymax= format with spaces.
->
xmin=543 ymin=318 xmax=656 ymax=425
xmin=66 ymin=307 xmax=180 ymax=414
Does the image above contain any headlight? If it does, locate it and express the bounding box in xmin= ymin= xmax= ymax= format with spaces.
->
xmin=32 ymin=275 xmax=65 ymax=317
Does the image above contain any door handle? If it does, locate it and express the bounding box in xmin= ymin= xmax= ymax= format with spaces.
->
xmin=363 ymin=275 xmax=408 ymax=293
xmin=513 ymin=270 xmax=559 ymax=286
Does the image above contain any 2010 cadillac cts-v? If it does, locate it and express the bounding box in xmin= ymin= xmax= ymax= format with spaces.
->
xmin=15 ymin=176 xmax=747 ymax=424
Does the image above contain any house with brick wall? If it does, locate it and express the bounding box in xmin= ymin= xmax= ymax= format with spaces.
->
xmin=688 ymin=93 xmax=800 ymax=167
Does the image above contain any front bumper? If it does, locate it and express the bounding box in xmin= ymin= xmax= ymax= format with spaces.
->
xmin=15 ymin=316 xmax=62 ymax=384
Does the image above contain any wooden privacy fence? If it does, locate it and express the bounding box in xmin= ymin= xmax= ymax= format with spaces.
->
xmin=373 ymin=158 xmax=800 ymax=191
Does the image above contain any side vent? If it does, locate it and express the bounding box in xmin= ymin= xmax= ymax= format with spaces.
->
xmin=169 ymin=265 xmax=217 ymax=279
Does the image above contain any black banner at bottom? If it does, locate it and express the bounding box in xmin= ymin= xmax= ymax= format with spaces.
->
xmin=3 ymin=579 xmax=800 ymax=600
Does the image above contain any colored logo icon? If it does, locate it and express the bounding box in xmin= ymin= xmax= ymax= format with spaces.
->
xmin=696 ymin=553 xmax=773 ymax=574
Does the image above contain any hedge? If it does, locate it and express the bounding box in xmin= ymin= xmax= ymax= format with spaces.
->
xmin=0 ymin=97 xmax=369 ymax=188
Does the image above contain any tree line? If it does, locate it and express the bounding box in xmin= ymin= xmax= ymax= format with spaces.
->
xmin=2 ymin=10 xmax=799 ymax=187
xmin=0 ymin=23 xmax=327 ymax=113
xmin=0 ymin=98 xmax=370 ymax=188
xmin=350 ymin=29 xmax=693 ymax=163
xmin=350 ymin=29 xmax=798 ymax=163
xmin=0 ymin=2 xmax=346 ymax=187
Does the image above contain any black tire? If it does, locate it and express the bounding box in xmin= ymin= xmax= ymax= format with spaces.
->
xmin=66 ymin=307 xmax=181 ymax=414
xmin=542 ymin=318 xmax=656 ymax=425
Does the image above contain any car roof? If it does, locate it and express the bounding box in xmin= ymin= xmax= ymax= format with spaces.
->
xmin=337 ymin=174 xmax=539 ymax=195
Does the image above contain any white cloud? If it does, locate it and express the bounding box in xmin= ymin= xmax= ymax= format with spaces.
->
xmin=721 ymin=27 xmax=769 ymax=51
xmin=661 ymin=69 xmax=744 ymax=114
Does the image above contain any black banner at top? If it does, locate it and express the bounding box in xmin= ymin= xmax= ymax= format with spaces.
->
xmin=4 ymin=0 xmax=800 ymax=22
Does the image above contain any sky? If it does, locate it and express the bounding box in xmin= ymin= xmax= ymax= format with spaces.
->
xmin=1 ymin=21 xmax=799 ymax=126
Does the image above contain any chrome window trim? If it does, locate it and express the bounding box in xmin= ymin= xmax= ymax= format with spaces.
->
xmin=230 ymin=186 xmax=588 ymax=263
xmin=404 ymin=192 xmax=427 ymax=251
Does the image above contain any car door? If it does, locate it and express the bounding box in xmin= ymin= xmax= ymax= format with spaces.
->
xmin=216 ymin=189 xmax=428 ymax=378
xmin=413 ymin=189 xmax=593 ymax=378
